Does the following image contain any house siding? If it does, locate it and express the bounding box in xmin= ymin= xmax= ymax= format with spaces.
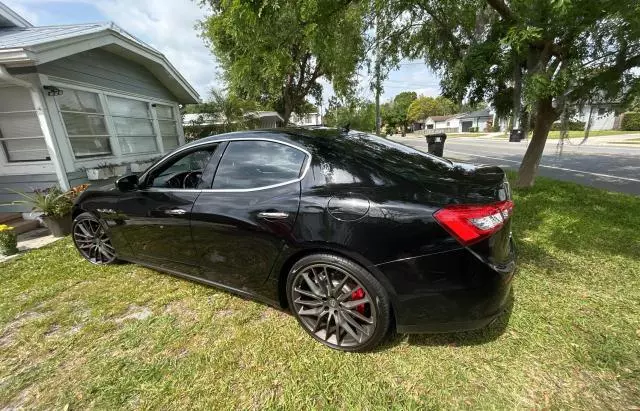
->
xmin=37 ymin=49 xmax=178 ymax=101
xmin=0 ymin=173 xmax=60 ymax=212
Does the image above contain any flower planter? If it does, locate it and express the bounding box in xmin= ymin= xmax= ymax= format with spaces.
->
xmin=0 ymin=229 xmax=18 ymax=256
xmin=86 ymin=168 xmax=114 ymax=181
xmin=42 ymin=214 xmax=72 ymax=237
xmin=112 ymin=165 xmax=128 ymax=176
xmin=130 ymin=161 xmax=153 ymax=173
xmin=85 ymin=165 xmax=127 ymax=180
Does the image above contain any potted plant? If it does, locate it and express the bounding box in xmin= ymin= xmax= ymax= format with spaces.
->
xmin=0 ymin=224 xmax=18 ymax=256
xmin=2 ymin=186 xmax=74 ymax=237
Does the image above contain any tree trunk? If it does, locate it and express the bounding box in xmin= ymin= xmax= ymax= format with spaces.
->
xmin=511 ymin=60 xmax=521 ymax=129
xmin=516 ymin=97 xmax=556 ymax=188
xmin=283 ymin=98 xmax=293 ymax=126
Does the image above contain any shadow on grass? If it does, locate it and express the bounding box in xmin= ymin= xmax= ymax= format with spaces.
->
xmin=403 ymin=291 xmax=514 ymax=348
xmin=509 ymin=174 xmax=640 ymax=260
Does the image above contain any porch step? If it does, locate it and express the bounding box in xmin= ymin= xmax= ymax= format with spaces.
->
xmin=0 ymin=213 xmax=41 ymax=235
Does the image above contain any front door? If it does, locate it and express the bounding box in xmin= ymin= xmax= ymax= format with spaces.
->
xmin=191 ymin=139 xmax=308 ymax=294
xmin=110 ymin=144 xmax=221 ymax=274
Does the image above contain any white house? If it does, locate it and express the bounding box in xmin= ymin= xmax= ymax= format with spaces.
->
xmin=456 ymin=108 xmax=494 ymax=132
xmin=290 ymin=111 xmax=322 ymax=126
xmin=572 ymin=103 xmax=620 ymax=131
xmin=0 ymin=2 xmax=199 ymax=212
xmin=425 ymin=108 xmax=495 ymax=133
xmin=425 ymin=115 xmax=458 ymax=132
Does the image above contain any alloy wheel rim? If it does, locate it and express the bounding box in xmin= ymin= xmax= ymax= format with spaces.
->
xmin=73 ymin=218 xmax=116 ymax=264
xmin=291 ymin=263 xmax=376 ymax=348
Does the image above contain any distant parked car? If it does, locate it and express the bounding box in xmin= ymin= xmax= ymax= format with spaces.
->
xmin=71 ymin=128 xmax=515 ymax=351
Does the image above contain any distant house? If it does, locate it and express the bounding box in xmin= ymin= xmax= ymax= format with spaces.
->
xmin=0 ymin=2 xmax=199 ymax=212
xmin=424 ymin=108 xmax=497 ymax=133
xmin=572 ymin=103 xmax=622 ymax=131
xmin=290 ymin=111 xmax=322 ymax=126
xmin=425 ymin=115 xmax=458 ymax=133
xmin=182 ymin=111 xmax=283 ymax=129
xmin=456 ymin=108 xmax=494 ymax=132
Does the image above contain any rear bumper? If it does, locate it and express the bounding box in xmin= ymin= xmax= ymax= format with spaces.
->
xmin=376 ymin=246 xmax=515 ymax=334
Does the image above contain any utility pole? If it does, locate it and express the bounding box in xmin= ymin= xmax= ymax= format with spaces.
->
xmin=374 ymin=1 xmax=382 ymax=135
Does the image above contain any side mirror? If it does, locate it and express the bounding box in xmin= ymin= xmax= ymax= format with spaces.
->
xmin=115 ymin=174 xmax=139 ymax=192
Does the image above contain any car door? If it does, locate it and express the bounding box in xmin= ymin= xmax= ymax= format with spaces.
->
xmin=108 ymin=143 xmax=221 ymax=274
xmin=191 ymin=138 xmax=308 ymax=294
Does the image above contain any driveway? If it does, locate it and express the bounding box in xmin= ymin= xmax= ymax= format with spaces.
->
xmin=392 ymin=135 xmax=640 ymax=195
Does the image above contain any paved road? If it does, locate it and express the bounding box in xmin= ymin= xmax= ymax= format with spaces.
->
xmin=391 ymin=136 xmax=640 ymax=196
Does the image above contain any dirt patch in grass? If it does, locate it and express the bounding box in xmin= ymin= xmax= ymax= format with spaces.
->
xmin=114 ymin=305 xmax=153 ymax=323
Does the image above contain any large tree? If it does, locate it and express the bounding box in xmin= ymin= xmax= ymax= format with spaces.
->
xmin=407 ymin=96 xmax=457 ymax=122
xmin=200 ymin=0 xmax=368 ymax=124
xmin=378 ymin=0 xmax=640 ymax=187
xmin=382 ymin=91 xmax=417 ymax=135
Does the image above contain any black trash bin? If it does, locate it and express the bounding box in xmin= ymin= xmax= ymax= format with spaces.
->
xmin=509 ymin=129 xmax=524 ymax=142
xmin=425 ymin=133 xmax=447 ymax=156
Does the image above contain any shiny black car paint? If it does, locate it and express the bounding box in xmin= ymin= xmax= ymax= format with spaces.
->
xmin=73 ymin=128 xmax=515 ymax=333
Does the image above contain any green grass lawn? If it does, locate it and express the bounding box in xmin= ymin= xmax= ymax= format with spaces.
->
xmin=540 ymin=130 xmax=640 ymax=139
xmin=1 ymin=177 xmax=639 ymax=409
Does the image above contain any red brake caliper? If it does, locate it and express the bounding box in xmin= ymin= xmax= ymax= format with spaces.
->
xmin=351 ymin=288 xmax=366 ymax=314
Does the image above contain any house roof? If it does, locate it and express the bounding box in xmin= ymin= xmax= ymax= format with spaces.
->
xmin=457 ymin=108 xmax=492 ymax=119
xmin=0 ymin=2 xmax=32 ymax=28
xmin=0 ymin=4 xmax=199 ymax=103
xmin=428 ymin=115 xmax=455 ymax=122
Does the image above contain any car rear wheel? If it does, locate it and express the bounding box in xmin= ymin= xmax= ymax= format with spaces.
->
xmin=72 ymin=212 xmax=118 ymax=265
xmin=286 ymin=253 xmax=391 ymax=352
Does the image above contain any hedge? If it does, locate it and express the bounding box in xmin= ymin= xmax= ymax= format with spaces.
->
xmin=622 ymin=112 xmax=640 ymax=131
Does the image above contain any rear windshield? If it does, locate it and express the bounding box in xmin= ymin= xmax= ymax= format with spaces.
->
xmin=346 ymin=131 xmax=453 ymax=169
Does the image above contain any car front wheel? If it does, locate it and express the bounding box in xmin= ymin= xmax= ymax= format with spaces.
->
xmin=72 ymin=212 xmax=118 ymax=265
xmin=286 ymin=253 xmax=391 ymax=352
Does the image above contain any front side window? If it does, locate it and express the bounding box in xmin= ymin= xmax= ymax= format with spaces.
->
xmin=147 ymin=146 xmax=218 ymax=189
xmin=155 ymin=104 xmax=180 ymax=150
xmin=57 ymin=89 xmax=112 ymax=158
xmin=213 ymin=140 xmax=306 ymax=189
xmin=107 ymin=96 xmax=157 ymax=155
xmin=0 ymin=86 xmax=48 ymax=162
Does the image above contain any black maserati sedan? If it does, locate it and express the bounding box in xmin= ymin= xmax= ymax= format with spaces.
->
xmin=71 ymin=128 xmax=515 ymax=351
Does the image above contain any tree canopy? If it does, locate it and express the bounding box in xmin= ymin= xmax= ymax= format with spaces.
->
xmin=199 ymin=0 xmax=368 ymax=124
xmin=407 ymin=96 xmax=458 ymax=122
xmin=376 ymin=0 xmax=640 ymax=186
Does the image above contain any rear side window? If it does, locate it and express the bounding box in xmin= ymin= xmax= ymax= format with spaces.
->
xmin=212 ymin=140 xmax=306 ymax=189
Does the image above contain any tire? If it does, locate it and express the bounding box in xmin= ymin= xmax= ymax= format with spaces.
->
xmin=286 ymin=253 xmax=392 ymax=352
xmin=72 ymin=212 xmax=118 ymax=265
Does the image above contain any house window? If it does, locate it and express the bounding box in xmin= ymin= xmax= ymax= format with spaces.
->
xmin=0 ymin=86 xmax=48 ymax=162
xmin=155 ymin=104 xmax=179 ymax=150
xmin=107 ymin=96 xmax=158 ymax=154
xmin=597 ymin=107 xmax=607 ymax=116
xmin=57 ymin=89 xmax=112 ymax=158
xmin=446 ymin=121 xmax=450 ymax=127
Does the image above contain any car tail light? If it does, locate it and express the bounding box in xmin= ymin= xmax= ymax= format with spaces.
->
xmin=433 ymin=200 xmax=513 ymax=246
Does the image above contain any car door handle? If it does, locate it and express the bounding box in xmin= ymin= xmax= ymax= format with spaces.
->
xmin=257 ymin=211 xmax=289 ymax=219
xmin=165 ymin=208 xmax=187 ymax=215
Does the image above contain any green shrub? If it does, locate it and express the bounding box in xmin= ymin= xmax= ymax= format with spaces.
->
xmin=621 ymin=112 xmax=640 ymax=131
xmin=467 ymin=126 xmax=478 ymax=132
xmin=551 ymin=121 xmax=585 ymax=131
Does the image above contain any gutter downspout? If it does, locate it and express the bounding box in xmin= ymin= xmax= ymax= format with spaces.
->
xmin=0 ymin=65 xmax=70 ymax=190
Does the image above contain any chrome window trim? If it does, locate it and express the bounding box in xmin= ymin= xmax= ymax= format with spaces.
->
xmin=141 ymin=137 xmax=312 ymax=193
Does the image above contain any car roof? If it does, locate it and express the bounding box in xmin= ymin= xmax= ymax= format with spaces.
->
xmin=183 ymin=127 xmax=344 ymax=151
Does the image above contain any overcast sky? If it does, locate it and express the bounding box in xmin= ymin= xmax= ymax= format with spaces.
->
xmin=8 ymin=0 xmax=442 ymax=108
